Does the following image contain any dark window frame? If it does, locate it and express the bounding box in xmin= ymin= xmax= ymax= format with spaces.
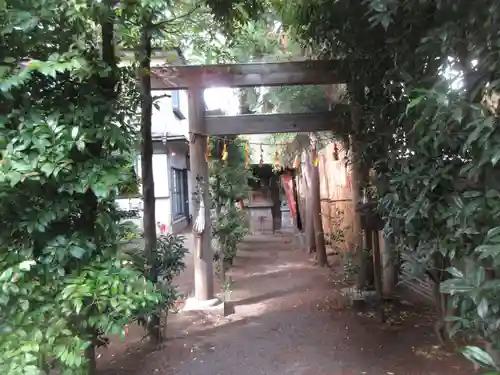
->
xmin=171 ymin=167 xmax=189 ymax=220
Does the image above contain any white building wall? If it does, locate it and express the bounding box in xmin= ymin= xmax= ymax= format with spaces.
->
xmin=151 ymin=89 xmax=189 ymax=137
xmin=152 ymin=153 xmax=171 ymax=229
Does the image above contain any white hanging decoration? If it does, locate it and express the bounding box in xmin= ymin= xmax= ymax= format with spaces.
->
xmin=193 ymin=199 xmax=205 ymax=236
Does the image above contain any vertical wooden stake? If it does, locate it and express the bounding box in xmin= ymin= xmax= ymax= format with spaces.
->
xmin=303 ymin=150 xmax=316 ymax=254
xmin=372 ymin=230 xmax=385 ymax=323
xmin=188 ymin=86 xmax=214 ymax=301
xmin=349 ymin=98 xmax=367 ymax=289
xmin=381 ymin=232 xmax=397 ymax=296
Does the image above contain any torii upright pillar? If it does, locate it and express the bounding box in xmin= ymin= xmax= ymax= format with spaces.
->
xmin=187 ymin=86 xmax=215 ymax=304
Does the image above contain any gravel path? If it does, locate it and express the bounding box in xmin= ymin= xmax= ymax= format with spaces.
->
xmin=97 ymin=233 xmax=472 ymax=375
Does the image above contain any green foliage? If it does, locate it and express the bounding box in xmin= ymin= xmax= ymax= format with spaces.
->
xmin=213 ymin=206 xmax=248 ymax=267
xmin=118 ymin=165 xmax=140 ymax=197
xmin=210 ymin=137 xmax=253 ymax=203
xmin=263 ymin=85 xmax=331 ymax=114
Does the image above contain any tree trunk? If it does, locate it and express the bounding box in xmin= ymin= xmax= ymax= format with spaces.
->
xmin=139 ymin=22 xmax=161 ymax=345
xmin=84 ymin=339 xmax=96 ymax=375
xmin=308 ymin=134 xmax=327 ymax=266
xmin=303 ymin=150 xmax=316 ymax=254
xmin=291 ymin=170 xmax=303 ymax=231
xmin=428 ymin=252 xmax=452 ymax=346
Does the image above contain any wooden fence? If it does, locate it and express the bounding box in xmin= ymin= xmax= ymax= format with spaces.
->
xmin=295 ymin=141 xmax=355 ymax=253
xmin=318 ymin=142 xmax=355 ymax=253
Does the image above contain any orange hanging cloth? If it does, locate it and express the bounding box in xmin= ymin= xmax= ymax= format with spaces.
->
xmin=205 ymin=136 xmax=211 ymax=162
xmin=293 ymin=155 xmax=300 ymax=169
xmin=221 ymin=139 xmax=228 ymax=161
xmin=244 ymin=140 xmax=249 ymax=168
xmin=275 ymin=150 xmax=280 ymax=168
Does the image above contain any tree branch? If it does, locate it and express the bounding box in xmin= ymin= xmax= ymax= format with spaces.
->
xmin=151 ymin=2 xmax=204 ymax=28
xmin=152 ymin=93 xmax=170 ymax=102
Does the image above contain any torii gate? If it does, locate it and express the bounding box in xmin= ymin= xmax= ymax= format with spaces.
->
xmin=151 ymin=60 xmax=353 ymax=305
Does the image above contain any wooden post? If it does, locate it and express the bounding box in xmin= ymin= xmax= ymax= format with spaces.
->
xmin=350 ymin=98 xmax=367 ymax=289
xmin=372 ymin=230 xmax=385 ymax=322
xmin=188 ymin=87 xmax=214 ymax=302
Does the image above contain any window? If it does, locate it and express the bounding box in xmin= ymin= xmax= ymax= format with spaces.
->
xmin=171 ymin=90 xmax=186 ymax=120
xmin=171 ymin=168 xmax=189 ymax=220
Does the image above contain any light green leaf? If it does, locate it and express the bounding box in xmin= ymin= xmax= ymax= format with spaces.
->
xmin=71 ymin=127 xmax=79 ymax=139
xmin=491 ymin=150 xmax=500 ymax=166
xmin=446 ymin=267 xmax=463 ymax=278
xmin=18 ymin=260 xmax=35 ymax=271
xmin=461 ymin=346 xmax=496 ymax=368
xmin=477 ymin=298 xmax=488 ymax=318
xmin=8 ymin=171 xmax=22 ymax=186
xmin=406 ymin=96 xmax=424 ymax=114
xmin=487 ymin=227 xmax=500 ymax=240
xmin=69 ymin=246 xmax=86 ymax=259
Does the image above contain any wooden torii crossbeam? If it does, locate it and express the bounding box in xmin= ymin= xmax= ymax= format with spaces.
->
xmin=156 ymin=60 xmax=350 ymax=306
xmin=205 ymin=109 xmax=350 ymax=136
xmin=151 ymin=59 xmax=348 ymax=89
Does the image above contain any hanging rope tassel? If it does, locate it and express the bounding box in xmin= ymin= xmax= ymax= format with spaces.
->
xmin=259 ymin=143 xmax=264 ymax=167
xmin=275 ymin=150 xmax=280 ymax=168
xmin=221 ymin=138 xmax=228 ymax=161
xmin=245 ymin=140 xmax=249 ymax=168
xmin=205 ymin=136 xmax=211 ymax=162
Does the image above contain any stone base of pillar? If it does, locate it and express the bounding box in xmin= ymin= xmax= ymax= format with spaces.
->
xmin=182 ymin=297 xmax=233 ymax=316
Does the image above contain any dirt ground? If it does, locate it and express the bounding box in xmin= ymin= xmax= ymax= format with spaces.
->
xmin=96 ymin=233 xmax=473 ymax=375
